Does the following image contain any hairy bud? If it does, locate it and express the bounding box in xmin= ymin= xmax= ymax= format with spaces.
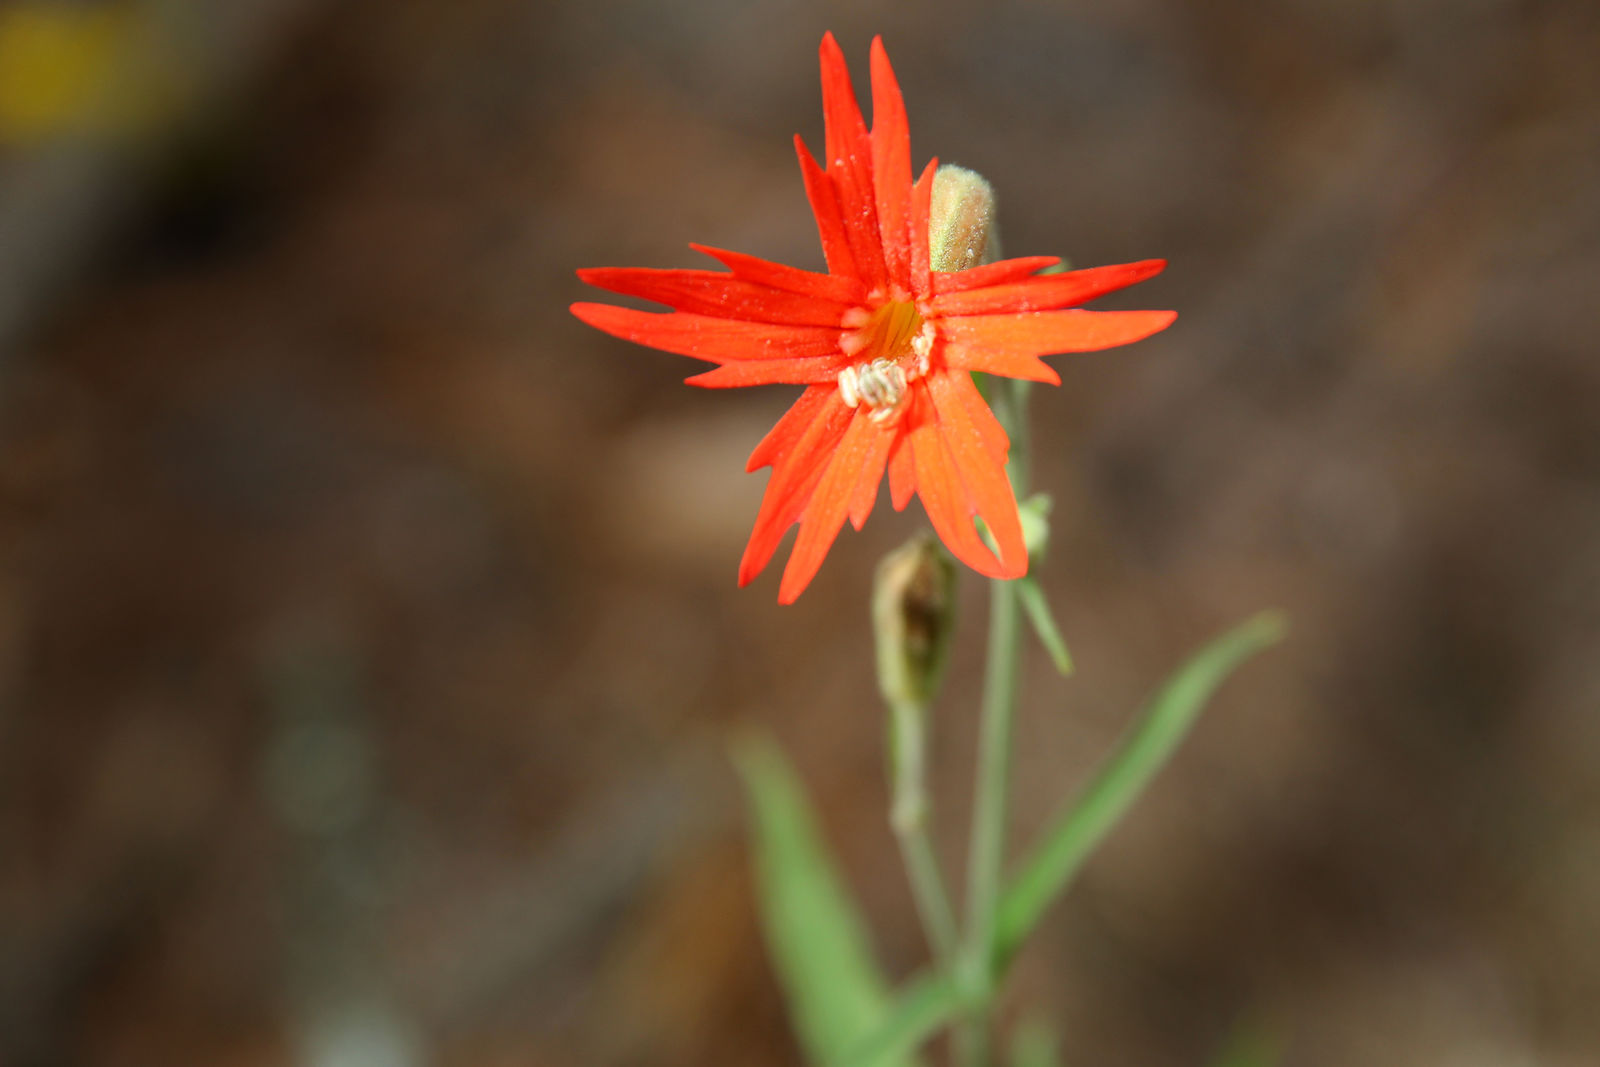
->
xmin=928 ymin=164 xmax=1001 ymax=272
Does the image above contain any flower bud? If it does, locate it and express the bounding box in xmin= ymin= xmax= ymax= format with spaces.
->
xmin=873 ymin=534 xmax=958 ymax=711
xmin=928 ymin=164 xmax=1001 ymax=272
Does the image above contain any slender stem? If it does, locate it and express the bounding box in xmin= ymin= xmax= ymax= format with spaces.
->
xmin=960 ymin=578 xmax=1021 ymax=995
xmin=954 ymin=1017 xmax=987 ymax=1067
xmin=1003 ymin=382 xmax=1032 ymax=494
xmin=889 ymin=697 xmax=960 ymax=962
xmin=901 ymin=831 xmax=959 ymax=962
xmin=955 ymin=377 xmax=1031 ymax=1066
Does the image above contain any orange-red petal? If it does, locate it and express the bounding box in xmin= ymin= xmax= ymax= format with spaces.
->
xmin=938 ymin=343 xmax=1061 ymax=385
xmin=926 ymin=371 xmax=1026 ymax=577
xmin=929 ymin=259 xmax=1167 ymax=316
xmin=940 ymin=309 xmax=1177 ymax=380
xmin=888 ymin=434 xmax=916 ymax=511
xmin=571 ymin=303 xmax=843 ymax=362
xmin=906 ymin=395 xmax=1006 ymax=578
xmin=818 ymin=32 xmax=885 ymax=290
xmin=795 ymin=136 xmax=860 ymax=280
xmin=868 ymin=36 xmax=912 ymax=291
xmin=847 ymin=423 xmax=894 ymax=530
xmin=747 ymin=384 xmax=835 ymax=471
xmin=684 ymin=357 xmax=850 ymax=388
xmin=908 ymin=157 xmax=937 ymax=298
xmin=778 ymin=412 xmax=893 ymax=602
xmin=931 ymin=256 xmax=1061 ymax=295
xmin=739 ymin=390 xmax=854 ymax=585
xmin=937 ymin=369 xmax=1009 ymax=466
xmin=690 ymin=243 xmax=864 ymax=305
xmin=578 ymin=267 xmax=853 ymax=326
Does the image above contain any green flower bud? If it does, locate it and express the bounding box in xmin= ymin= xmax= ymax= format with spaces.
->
xmin=928 ymin=164 xmax=1001 ymax=272
xmin=873 ymin=534 xmax=958 ymax=711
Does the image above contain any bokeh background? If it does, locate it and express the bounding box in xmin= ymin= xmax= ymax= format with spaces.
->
xmin=1 ymin=0 xmax=1597 ymax=1064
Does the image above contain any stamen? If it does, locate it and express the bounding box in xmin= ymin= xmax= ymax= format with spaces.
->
xmin=837 ymin=366 xmax=860 ymax=408
xmin=835 ymin=300 xmax=931 ymax=426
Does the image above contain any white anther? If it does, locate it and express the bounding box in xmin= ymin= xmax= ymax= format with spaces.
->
xmin=837 ymin=366 xmax=861 ymax=408
xmin=839 ymin=357 xmax=918 ymax=424
xmin=857 ymin=359 xmax=905 ymax=409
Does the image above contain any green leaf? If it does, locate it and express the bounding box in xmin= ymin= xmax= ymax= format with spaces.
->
xmin=735 ymin=735 xmax=921 ymax=1067
xmin=995 ymin=611 xmax=1287 ymax=965
xmin=835 ymin=971 xmax=966 ymax=1067
xmin=1016 ymin=576 xmax=1073 ymax=676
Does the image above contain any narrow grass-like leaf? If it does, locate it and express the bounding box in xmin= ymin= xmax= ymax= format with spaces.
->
xmin=836 ymin=970 xmax=965 ymax=1067
xmin=995 ymin=611 xmax=1287 ymax=965
xmin=735 ymin=735 xmax=920 ymax=1067
xmin=1017 ymin=576 xmax=1073 ymax=676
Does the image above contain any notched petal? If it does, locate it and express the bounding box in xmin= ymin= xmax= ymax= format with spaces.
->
xmin=571 ymin=303 xmax=844 ymax=362
xmin=929 ymin=259 xmax=1167 ymax=317
xmin=578 ymin=266 xmax=855 ymax=326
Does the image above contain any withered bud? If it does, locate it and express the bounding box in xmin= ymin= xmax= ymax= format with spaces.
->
xmin=928 ymin=164 xmax=1001 ymax=273
xmin=872 ymin=534 xmax=958 ymax=710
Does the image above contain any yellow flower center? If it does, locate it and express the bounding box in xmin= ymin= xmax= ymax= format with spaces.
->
xmin=838 ymin=300 xmax=933 ymax=423
xmin=865 ymin=300 xmax=924 ymax=362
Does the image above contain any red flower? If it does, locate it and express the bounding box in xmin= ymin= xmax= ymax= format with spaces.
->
xmin=572 ymin=34 xmax=1174 ymax=603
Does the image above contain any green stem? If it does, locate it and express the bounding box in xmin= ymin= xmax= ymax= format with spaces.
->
xmin=958 ymin=577 xmax=1021 ymax=1041
xmin=1003 ymin=380 xmax=1032 ymax=494
xmin=956 ymin=377 xmax=1031 ymax=1065
xmin=889 ymin=697 xmax=960 ymax=962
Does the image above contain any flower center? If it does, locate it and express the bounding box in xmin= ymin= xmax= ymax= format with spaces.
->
xmin=838 ymin=300 xmax=934 ymax=424
xmin=865 ymin=300 xmax=924 ymax=363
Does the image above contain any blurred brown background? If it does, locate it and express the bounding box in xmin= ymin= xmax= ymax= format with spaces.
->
xmin=1 ymin=0 xmax=1597 ymax=1064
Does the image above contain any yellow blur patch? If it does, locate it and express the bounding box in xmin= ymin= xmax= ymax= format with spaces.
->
xmin=0 ymin=4 xmax=183 ymax=143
